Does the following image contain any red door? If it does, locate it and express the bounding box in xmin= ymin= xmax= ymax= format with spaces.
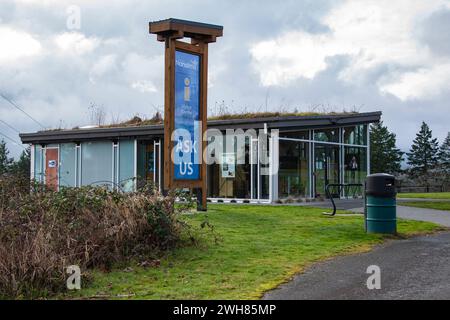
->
xmin=45 ymin=148 xmax=59 ymax=191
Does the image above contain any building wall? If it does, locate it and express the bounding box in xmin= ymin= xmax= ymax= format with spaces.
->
xmin=32 ymin=139 xmax=136 ymax=191
xmin=31 ymin=123 xmax=370 ymax=202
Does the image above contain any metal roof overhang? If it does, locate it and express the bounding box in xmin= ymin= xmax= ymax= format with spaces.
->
xmin=19 ymin=111 xmax=381 ymax=144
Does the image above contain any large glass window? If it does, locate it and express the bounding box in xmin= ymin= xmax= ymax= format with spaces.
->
xmin=314 ymin=144 xmax=340 ymax=198
xmin=314 ymin=128 xmax=339 ymax=143
xmin=81 ymin=141 xmax=113 ymax=187
xmin=207 ymin=134 xmax=251 ymax=199
xmin=343 ymin=146 xmax=367 ymax=196
xmin=278 ymin=140 xmax=309 ymax=198
xmin=59 ymin=143 xmax=76 ymax=187
xmin=136 ymin=142 xmax=147 ymax=187
xmin=259 ymin=135 xmax=270 ymax=199
xmin=75 ymin=145 xmax=81 ymax=187
xmin=136 ymin=140 xmax=162 ymax=190
xmin=280 ymin=131 xmax=309 ymax=140
xmin=343 ymin=125 xmax=367 ymax=145
xmin=119 ymin=140 xmax=135 ymax=192
xmin=33 ymin=145 xmax=44 ymax=183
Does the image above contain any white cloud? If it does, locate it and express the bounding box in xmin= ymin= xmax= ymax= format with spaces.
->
xmin=250 ymin=0 xmax=450 ymax=100
xmin=90 ymin=55 xmax=117 ymax=76
xmin=131 ymin=80 xmax=157 ymax=93
xmin=379 ymin=64 xmax=450 ymax=100
xmin=122 ymin=53 xmax=163 ymax=92
xmin=0 ymin=26 xmax=42 ymax=64
xmin=54 ymin=32 xmax=100 ymax=55
xmin=14 ymin=0 xmax=99 ymax=6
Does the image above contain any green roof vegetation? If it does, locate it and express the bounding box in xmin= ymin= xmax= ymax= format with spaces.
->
xmin=96 ymin=111 xmax=357 ymax=128
xmin=208 ymin=111 xmax=356 ymax=121
xmin=39 ymin=111 xmax=359 ymax=132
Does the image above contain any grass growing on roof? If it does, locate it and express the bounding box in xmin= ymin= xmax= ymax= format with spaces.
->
xmin=69 ymin=204 xmax=441 ymax=300
xmin=208 ymin=111 xmax=356 ymax=121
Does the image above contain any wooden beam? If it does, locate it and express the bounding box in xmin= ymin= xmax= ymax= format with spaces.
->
xmin=149 ymin=18 xmax=223 ymax=43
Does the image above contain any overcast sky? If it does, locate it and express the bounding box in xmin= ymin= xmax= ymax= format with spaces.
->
xmin=1 ymin=0 xmax=450 ymax=158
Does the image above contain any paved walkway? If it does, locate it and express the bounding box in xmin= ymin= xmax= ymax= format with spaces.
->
xmin=297 ymin=198 xmax=450 ymax=227
xmin=263 ymin=232 xmax=450 ymax=300
xmin=349 ymin=205 xmax=450 ymax=227
xmin=263 ymin=199 xmax=450 ymax=299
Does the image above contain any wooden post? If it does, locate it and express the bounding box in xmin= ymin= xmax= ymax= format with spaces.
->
xmin=149 ymin=18 xmax=223 ymax=211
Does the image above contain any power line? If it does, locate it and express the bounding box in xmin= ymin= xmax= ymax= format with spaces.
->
xmin=0 ymin=131 xmax=26 ymax=150
xmin=0 ymin=93 xmax=46 ymax=129
xmin=0 ymin=119 xmax=20 ymax=133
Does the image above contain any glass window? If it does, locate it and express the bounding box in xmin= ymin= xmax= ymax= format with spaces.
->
xmin=60 ymin=143 xmax=76 ymax=187
xmin=75 ymin=145 xmax=81 ymax=187
xmin=119 ymin=140 xmax=135 ymax=192
xmin=136 ymin=142 xmax=147 ymax=187
xmin=280 ymin=131 xmax=309 ymax=140
xmin=314 ymin=128 xmax=339 ymax=143
xmin=314 ymin=144 xmax=340 ymax=198
xmin=34 ymin=145 xmax=44 ymax=183
xmin=81 ymin=141 xmax=113 ymax=188
xmin=207 ymin=134 xmax=251 ymax=199
xmin=343 ymin=125 xmax=367 ymax=145
xmin=278 ymin=140 xmax=310 ymax=198
xmin=343 ymin=146 xmax=367 ymax=196
xmin=258 ymin=135 xmax=270 ymax=199
xmin=113 ymin=143 xmax=118 ymax=186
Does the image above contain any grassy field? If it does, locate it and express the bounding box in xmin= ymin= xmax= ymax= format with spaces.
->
xmin=69 ymin=204 xmax=441 ymax=300
xmin=401 ymin=201 xmax=450 ymax=211
xmin=398 ymin=192 xmax=450 ymax=199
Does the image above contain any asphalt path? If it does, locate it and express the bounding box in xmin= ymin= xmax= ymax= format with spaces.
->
xmin=263 ymin=232 xmax=450 ymax=300
xmin=264 ymin=199 xmax=450 ymax=299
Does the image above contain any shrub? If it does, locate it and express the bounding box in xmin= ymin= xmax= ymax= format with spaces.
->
xmin=0 ymin=175 xmax=194 ymax=299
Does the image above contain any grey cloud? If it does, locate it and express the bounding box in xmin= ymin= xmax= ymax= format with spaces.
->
xmin=416 ymin=6 xmax=450 ymax=57
xmin=0 ymin=0 xmax=449 ymax=159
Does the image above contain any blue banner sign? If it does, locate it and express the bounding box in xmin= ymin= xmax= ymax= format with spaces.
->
xmin=173 ymin=50 xmax=201 ymax=180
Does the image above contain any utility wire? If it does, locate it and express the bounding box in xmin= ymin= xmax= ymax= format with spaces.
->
xmin=0 ymin=93 xmax=46 ymax=129
xmin=0 ymin=131 xmax=26 ymax=150
xmin=0 ymin=119 xmax=20 ymax=133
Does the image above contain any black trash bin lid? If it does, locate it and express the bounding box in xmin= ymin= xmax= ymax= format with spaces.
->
xmin=365 ymin=173 xmax=396 ymax=197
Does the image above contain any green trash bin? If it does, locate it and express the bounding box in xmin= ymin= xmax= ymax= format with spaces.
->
xmin=365 ymin=173 xmax=397 ymax=234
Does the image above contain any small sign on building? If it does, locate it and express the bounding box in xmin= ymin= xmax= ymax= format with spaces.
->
xmin=221 ymin=153 xmax=236 ymax=178
xmin=48 ymin=160 xmax=57 ymax=168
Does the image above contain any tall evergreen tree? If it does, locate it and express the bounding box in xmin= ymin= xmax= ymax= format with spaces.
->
xmin=370 ymin=122 xmax=404 ymax=175
xmin=438 ymin=132 xmax=450 ymax=174
xmin=10 ymin=147 xmax=31 ymax=177
xmin=0 ymin=139 xmax=14 ymax=175
xmin=407 ymin=122 xmax=439 ymax=178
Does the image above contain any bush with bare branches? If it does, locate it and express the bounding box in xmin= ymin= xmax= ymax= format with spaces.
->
xmin=0 ymin=175 xmax=194 ymax=299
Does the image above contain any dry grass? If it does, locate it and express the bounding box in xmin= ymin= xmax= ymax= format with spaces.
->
xmin=39 ymin=111 xmax=359 ymax=132
xmin=208 ymin=111 xmax=356 ymax=121
xmin=0 ymin=175 xmax=194 ymax=299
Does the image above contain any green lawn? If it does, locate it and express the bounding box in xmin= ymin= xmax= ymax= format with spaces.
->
xmin=69 ymin=204 xmax=441 ymax=300
xmin=401 ymin=201 xmax=450 ymax=211
xmin=398 ymin=192 xmax=450 ymax=199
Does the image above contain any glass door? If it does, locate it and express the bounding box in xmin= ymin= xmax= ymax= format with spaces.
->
xmin=314 ymin=144 xmax=340 ymax=198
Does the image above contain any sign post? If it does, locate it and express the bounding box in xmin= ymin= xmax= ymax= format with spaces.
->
xmin=149 ymin=18 xmax=223 ymax=211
